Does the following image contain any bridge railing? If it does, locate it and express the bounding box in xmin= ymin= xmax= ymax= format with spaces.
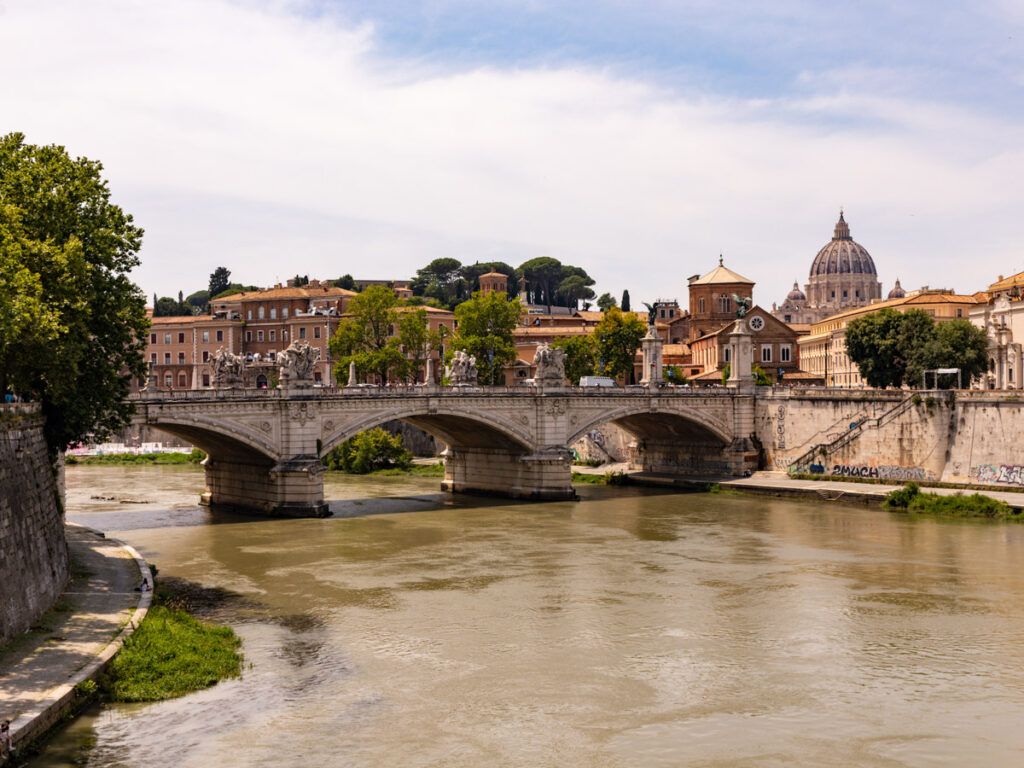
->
xmin=130 ymin=383 xmax=744 ymax=402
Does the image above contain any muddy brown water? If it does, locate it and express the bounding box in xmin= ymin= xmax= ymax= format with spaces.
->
xmin=27 ymin=465 xmax=1024 ymax=767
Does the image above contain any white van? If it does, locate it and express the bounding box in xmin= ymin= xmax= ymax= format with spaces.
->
xmin=579 ymin=376 xmax=617 ymax=387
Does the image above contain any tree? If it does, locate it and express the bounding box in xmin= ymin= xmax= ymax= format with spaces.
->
xmin=846 ymin=309 xmax=989 ymax=389
xmin=186 ymin=289 xmax=210 ymax=313
xmin=596 ymin=292 xmax=617 ymax=312
xmin=662 ymin=365 xmax=689 ymax=385
xmin=211 ymin=283 xmax=260 ymax=300
xmin=334 ymin=274 xmax=356 ymax=291
xmin=394 ymin=308 xmax=442 ymax=384
xmin=461 ymin=261 xmax=516 ymax=295
xmin=916 ymin=319 xmax=989 ymax=387
xmin=621 ymin=290 xmax=631 ymax=312
xmin=411 ymin=257 xmax=466 ymax=309
xmin=551 ymin=335 xmax=598 ymax=385
xmin=328 ymin=285 xmax=405 ymax=384
xmin=593 ymin=307 xmax=646 ymax=382
xmin=209 ymin=266 xmax=231 ymax=297
xmin=292 ymin=274 xmax=309 ymax=287
xmin=0 ymin=133 xmax=149 ymax=451
xmin=322 ymin=428 xmax=412 ymax=473
xmin=518 ymin=257 xmax=563 ymax=313
xmin=152 ymin=294 xmax=193 ymax=317
xmin=845 ymin=308 xmax=911 ymax=388
xmin=450 ymin=290 xmax=524 ymax=385
xmin=557 ymin=273 xmax=596 ymax=310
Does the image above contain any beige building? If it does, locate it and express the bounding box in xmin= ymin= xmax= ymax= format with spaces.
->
xmin=799 ymin=289 xmax=980 ymax=387
xmin=970 ymin=271 xmax=1024 ymax=390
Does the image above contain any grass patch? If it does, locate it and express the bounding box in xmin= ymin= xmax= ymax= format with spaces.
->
xmin=571 ymin=471 xmax=628 ymax=485
xmin=371 ymin=463 xmax=445 ymax=477
xmin=707 ymin=483 xmax=742 ymax=496
xmin=104 ymin=601 xmax=242 ymax=702
xmin=67 ymin=449 xmax=205 ymax=466
xmin=882 ymin=482 xmax=1021 ymax=520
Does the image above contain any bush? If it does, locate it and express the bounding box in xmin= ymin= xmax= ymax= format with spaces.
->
xmin=322 ymin=428 xmax=413 ymax=474
xmin=883 ymin=482 xmax=1016 ymax=519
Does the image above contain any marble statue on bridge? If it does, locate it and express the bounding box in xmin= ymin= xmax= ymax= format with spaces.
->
xmin=278 ymin=340 xmax=317 ymax=388
xmin=534 ymin=342 xmax=567 ymax=386
xmin=447 ymin=350 xmax=478 ymax=386
xmin=211 ymin=347 xmax=245 ymax=388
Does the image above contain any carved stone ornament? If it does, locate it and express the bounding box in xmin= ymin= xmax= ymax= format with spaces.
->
xmin=279 ymin=340 xmax=317 ymax=388
xmin=211 ymin=347 xmax=245 ymax=388
xmin=446 ymin=350 xmax=478 ymax=386
xmin=534 ymin=342 xmax=567 ymax=386
xmin=289 ymin=402 xmax=314 ymax=426
xmin=545 ymin=399 xmax=567 ymax=416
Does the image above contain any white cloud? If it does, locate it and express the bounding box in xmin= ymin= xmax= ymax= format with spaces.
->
xmin=1 ymin=0 xmax=1022 ymax=308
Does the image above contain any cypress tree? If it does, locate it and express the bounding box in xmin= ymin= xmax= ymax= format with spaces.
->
xmin=621 ymin=290 xmax=631 ymax=312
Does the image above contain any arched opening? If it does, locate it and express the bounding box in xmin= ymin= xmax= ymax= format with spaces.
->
xmin=256 ymin=374 xmax=268 ymax=389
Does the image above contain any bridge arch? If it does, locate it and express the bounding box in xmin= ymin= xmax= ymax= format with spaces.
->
xmin=566 ymin=403 xmax=733 ymax=448
xmin=319 ymin=405 xmax=535 ymax=456
xmin=141 ymin=413 xmax=282 ymax=464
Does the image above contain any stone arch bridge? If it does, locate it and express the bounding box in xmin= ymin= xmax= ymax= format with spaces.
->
xmin=130 ymin=386 xmax=757 ymax=516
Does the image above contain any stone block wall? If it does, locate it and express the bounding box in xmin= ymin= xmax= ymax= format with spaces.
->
xmin=0 ymin=405 xmax=69 ymax=644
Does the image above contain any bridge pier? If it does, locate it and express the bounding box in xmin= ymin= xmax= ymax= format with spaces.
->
xmin=440 ymin=447 xmax=576 ymax=500
xmin=201 ymin=455 xmax=329 ymax=518
xmin=632 ymin=438 xmax=757 ymax=477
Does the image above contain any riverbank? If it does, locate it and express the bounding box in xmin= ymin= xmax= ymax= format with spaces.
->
xmin=0 ymin=525 xmax=151 ymax=761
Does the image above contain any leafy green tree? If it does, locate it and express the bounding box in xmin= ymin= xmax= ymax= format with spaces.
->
xmin=186 ymin=289 xmax=210 ymax=313
xmin=662 ymin=365 xmax=689 ymax=384
xmin=322 ymin=428 xmax=412 ymax=473
xmin=594 ymin=307 xmax=646 ymax=382
xmin=153 ymin=295 xmax=193 ymax=317
xmin=451 ymin=290 xmax=524 ymax=385
xmin=334 ymin=273 xmax=356 ymax=291
xmin=915 ymin=319 xmax=989 ymax=388
xmin=291 ymin=274 xmax=309 ymax=287
xmin=411 ymin=257 xmax=466 ymax=309
xmin=845 ymin=308 xmax=911 ymax=388
xmin=0 ymin=133 xmax=149 ymax=450
xmin=328 ymin=285 xmax=405 ymax=384
xmin=394 ymin=308 xmax=443 ymax=383
xmin=621 ymin=290 xmax=631 ymax=312
xmin=551 ymin=335 xmax=598 ymax=384
xmin=596 ymin=292 xmax=617 ymax=312
xmin=209 ymin=266 xmax=231 ymax=297
xmin=557 ymin=273 xmax=596 ymax=310
xmin=211 ymin=283 xmax=260 ymax=300
xmin=518 ymin=256 xmax=563 ymax=312
xmin=461 ymin=261 xmax=516 ymax=295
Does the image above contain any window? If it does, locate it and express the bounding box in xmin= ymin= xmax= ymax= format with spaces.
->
xmin=258 ymin=306 xmax=265 ymax=319
xmin=784 ymin=314 xmax=792 ymax=323
xmin=314 ymin=326 xmax=321 ymax=339
xmin=717 ymin=296 xmax=731 ymax=313
xmin=299 ymin=327 xmax=307 ymax=339
xmin=216 ymin=330 xmax=223 ymax=342
xmin=202 ymin=331 xmax=209 ymax=343
xmin=314 ymin=371 xmax=322 ymax=383
xmin=164 ymin=333 xmax=171 ymax=344
xmin=724 ymin=346 xmax=731 ymax=363
xmin=178 ymin=372 xmax=187 ymax=388
xmin=150 ymin=353 xmax=157 ymax=363
xmin=164 ymin=374 xmax=172 ymax=387
xmin=247 ymin=309 xmax=252 ymax=320
xmin=270 ymin=307 xmax=277 ymax=319
xmin=698 ymin=297 xmax=706 ymax=314
xmin=178 ymin=332 xmax=185 ymax=343
xmin=957 ymin=308 xmax=963 ymax=318
xmin=842 ymin=290 xmax=848 ymax=299
xmin=283 ymin=330 xmax=288 ymax=341
xmin=150 ymin=333 xmax=157 ymax=344
xmin=202 ymin=373 xmax=210 ymax=387
xmin=163 ymin=353 xmax=171 ymax=364
xmin=660 ymin=309 xmax=666 ymax=318
xmin=177 ymin=352 xmax=185 ymax=363
xmin=202 ymin=350 xmax=209 ymax=362
xmin=282 ymin=307 xmax=289 ymax=318
xmin=257 ymin=330 xmax=264 ymax=341
xmin=781 ymin=346 xmax=791 ymax=362
xmin=761 ymin=346 xmax=772 ymax=363
xmin=669 ymin=309 xmax=674 ymax=318
xmin=246 ymin=330 xmax=252 ymax=342
xmin=269 ymin=330 xmax=276 ymax=342
xmin=831 ymin=291 xmax=835 ymax=299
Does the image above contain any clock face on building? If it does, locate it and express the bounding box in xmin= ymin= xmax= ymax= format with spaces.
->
xmin=748 ymin=315 xmax=765 ymax=332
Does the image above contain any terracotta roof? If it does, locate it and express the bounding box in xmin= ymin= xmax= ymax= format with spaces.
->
xmin=513 ymin=326 xmax=594 ymax=337
xmin=691 ymin=368 xmax=726 ymax=381
xmin=662 ymin=343 xmax=690 ymax=357
xmin=395 ymin=305 xmax=454 ymax=316
xmin=809 ymin=290 xmax=980 ymax=328
xmin=216 ymin=284 xmax=356 ymax=302
xmin=149 ymin=315 xmax=231 ymax=325
xmin=691 ymin=261 xmax=754 ymax=285
xmin=987 ymin=271 xmax=1024 ymax=292
xmin=573 ymin=311 xmax=605 ymax=321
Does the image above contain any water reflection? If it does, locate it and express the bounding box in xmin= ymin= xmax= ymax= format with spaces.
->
xmin=32 ymin=466 xmax=1024 ymax=767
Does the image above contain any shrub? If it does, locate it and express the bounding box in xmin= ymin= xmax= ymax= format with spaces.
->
xmin=322 ymin=428 xmax=413 ymax=474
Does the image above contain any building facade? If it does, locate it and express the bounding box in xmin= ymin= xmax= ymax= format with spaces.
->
xmin=970 ymin=271 xmax=1024 ymax=390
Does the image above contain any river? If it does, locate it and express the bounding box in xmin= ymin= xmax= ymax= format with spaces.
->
xmin=29 ymin=464 xmax=1024 ymax=767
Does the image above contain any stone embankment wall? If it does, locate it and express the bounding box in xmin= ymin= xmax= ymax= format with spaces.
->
xmin=756 ymin=389 xmax=1024 ymax=487
xmin=0 ymin=404 xmax=69 ymax=644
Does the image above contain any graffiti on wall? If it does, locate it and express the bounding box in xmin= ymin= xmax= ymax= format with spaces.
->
xmin=831 ymin=464 xmax=932 ymax=481
xmin=972 ymin=464 xmax=1024 ymax=486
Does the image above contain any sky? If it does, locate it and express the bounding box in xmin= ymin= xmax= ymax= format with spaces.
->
xmin=2 ymin=0 xmax=1023 ymax=309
